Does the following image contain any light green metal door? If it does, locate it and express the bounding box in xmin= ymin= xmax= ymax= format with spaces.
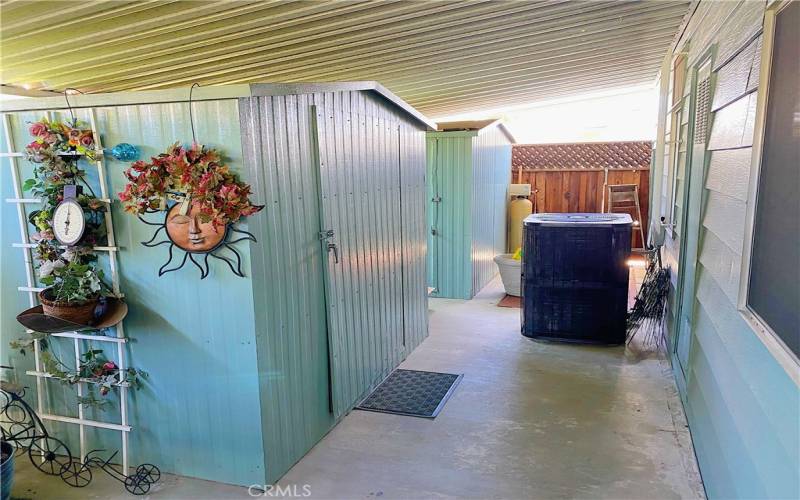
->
xmin=313 ymin=108 xmax=406 ymax=418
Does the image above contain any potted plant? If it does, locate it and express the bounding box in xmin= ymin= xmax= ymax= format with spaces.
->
xmin=37 ymin=259 xmax=106 ymax=325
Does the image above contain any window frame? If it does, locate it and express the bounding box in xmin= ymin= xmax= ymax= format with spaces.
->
xmin=738 ymin=0 xmax=800 ymax=383
xmin=664 ymin=51 xmax=689 ymax=237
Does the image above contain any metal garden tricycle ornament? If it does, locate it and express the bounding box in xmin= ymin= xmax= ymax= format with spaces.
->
xmin=118 ymin=142 xmax=263 ymax=278
xmin=1 ymin=381 xmax=160 ymax=495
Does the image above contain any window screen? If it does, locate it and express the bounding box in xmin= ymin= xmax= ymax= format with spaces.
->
xmin=747 ymin=1 xmax=799 ymax=357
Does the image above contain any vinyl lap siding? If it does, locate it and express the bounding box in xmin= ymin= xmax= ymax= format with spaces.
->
xmin=658 ymin=1 xmax=800 ymax=497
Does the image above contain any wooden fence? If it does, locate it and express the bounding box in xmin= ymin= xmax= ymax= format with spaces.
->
xmin=513 ymin=168 xmax=650 ymax=248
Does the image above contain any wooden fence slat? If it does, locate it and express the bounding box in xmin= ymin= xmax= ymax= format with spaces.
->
xmin=512 ymin=168 xmax=649 ymax=248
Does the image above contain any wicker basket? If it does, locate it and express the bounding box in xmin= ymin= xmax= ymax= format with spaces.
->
xmin=38 ymin=289 xmax=99 ymax=325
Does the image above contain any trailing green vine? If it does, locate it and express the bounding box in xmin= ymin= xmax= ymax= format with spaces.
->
xmin=10 ymin=339 xmax=146 ymax=410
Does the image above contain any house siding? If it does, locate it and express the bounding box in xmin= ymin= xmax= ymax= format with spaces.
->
xmin=654 ymin=1 xmax=799 ymax=498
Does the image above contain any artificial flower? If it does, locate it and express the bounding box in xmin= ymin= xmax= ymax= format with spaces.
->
xmin=38 ymin=259 xmax=65 ymax=278
xmin=29 ymin=122 xmax=48 ymax=137
xmin=118 ymin=142 xmax=263 ymax=228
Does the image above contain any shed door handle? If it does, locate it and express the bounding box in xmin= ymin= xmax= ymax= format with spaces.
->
xmin=327 ymin=243 xmax=340 ymax=264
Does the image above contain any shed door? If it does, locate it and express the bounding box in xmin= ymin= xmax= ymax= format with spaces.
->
xmin=313 ymin=107 xmax=406 ymax=418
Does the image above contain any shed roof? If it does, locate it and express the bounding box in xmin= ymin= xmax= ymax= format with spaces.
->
xmin=0 ymin=1 xmax=691 ymax=118
xmin=434 ymin=119 xmax=516 ymax=143
xmin=0 ymin=81 xmax=436 ymax=131
xmin=512 ymin=141 xmax=652 ymax=170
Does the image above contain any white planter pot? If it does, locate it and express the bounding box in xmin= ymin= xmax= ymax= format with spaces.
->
xmin=494 ymin=254 xmax=522 ymax=297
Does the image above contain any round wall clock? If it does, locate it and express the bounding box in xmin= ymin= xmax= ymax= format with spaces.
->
xmin=52 ymin=199 xmax=86 ymax=246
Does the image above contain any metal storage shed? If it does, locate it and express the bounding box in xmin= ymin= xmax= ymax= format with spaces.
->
xmin=427 ymin=120 xmax=514 ymax=299
xmin=0 ymin=81 xmax=432 ymax=486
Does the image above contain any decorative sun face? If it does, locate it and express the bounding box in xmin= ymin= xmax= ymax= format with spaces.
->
xmin=165 ymin=202 xmax=226 ymax=253
xmin=138 ymin=203 xmax=256 ymax=279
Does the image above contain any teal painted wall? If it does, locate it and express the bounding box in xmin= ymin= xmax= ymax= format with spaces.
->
xmin=655 ymin=1 xmax=800 ymax=498
xmin=427 ymin=126 xmax=512 ymax=299
xmin=1 ymin=101 xmax=266 ymax=487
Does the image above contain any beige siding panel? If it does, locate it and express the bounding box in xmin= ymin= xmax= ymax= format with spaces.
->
xmin=702 ymin=191 xmax=747 ymax=252
xmin=741 ymin=93 xmax=759 ymax=147
xmin=677 ymin=0 xmax=739 ymax=64
xmin=708 ymin=92 xmax=757 ymax=150
xmin=698 ymin=231 xmax=742 ymax=303
xmin=714 ymin=0 xmax=766 ymax=68
xmin=706 ymin=148 xmax=752 ymax=201
xmin=746 ymin=35 xmax=763 ymax=93
xmin=712 ymin=38 xmax=759 ymax=111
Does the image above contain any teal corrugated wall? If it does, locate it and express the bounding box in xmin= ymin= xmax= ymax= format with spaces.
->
xmin=427 ymin=127 xmax=512 ymax=299
xmin=657 ymin=1 xmax=800 ymax=498
xmin=426 ymin=134 xmax=472 ymax=299
xmin=0 ymin=101 xmax=266 ymax=487
xmin=470 ymin=127 xmax=512 ymax=296
xmin=240 ymin=90 xmax=428 ymax=482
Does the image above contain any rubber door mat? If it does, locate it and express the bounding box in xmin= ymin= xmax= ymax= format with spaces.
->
xmin=356 ymin=369 xmax=463 ymax=418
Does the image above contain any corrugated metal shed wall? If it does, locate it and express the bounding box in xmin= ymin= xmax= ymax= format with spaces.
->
xmin=471 ymin=126 xmax=512 ymax=295
xmin=239 ymin=93 xmax=333 ymax=483
xmin=240 ymin=89 xmax=427 ymax=481
xmin=0 ymin=101 xmax=266 ymax=487
xmin=426 ymin=134 xmax=473 ymax=299
xmin=427 ymin=125 xmax=512 ymax=299
xmin=654 ymin=1 xmax=800 ymax=498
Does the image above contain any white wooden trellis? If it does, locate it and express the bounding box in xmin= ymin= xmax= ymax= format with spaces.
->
xmin=1 ymin=109 xmax=131 ymax=472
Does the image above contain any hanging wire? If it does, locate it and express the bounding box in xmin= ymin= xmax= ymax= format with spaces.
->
xmin=188 ymin=82 xmax=200 ymax=145
xmin=63 ymin=87 xmax=84 ymax=125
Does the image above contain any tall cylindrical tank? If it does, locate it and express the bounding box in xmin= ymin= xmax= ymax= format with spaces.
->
xmin=508 ymin=195 xmax=533 ymax=252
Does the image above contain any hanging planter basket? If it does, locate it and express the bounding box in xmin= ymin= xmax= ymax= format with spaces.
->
xmin=38 ymin=288 xmax=99 ymax=325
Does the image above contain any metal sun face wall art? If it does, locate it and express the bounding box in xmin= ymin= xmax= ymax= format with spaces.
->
xmin=118 ymin=142 xmax=263 ymax=279
xmin=138 ymin=201 xmax=257 ymax=279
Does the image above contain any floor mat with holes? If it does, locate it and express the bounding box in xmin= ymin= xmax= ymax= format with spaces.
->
xmin=356 ymin=369 xmax=463 ymax=418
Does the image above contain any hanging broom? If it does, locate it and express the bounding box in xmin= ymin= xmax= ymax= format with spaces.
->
xmin=627 ymin=245 xmax=671 ymax=350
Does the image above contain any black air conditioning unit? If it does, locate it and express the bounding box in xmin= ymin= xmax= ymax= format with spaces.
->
xmin=522 ymin=213 xmax=632 ymax=344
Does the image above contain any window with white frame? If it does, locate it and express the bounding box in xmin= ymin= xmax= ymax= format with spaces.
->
xmin=743 ymin=0 xmax=799 ymax=361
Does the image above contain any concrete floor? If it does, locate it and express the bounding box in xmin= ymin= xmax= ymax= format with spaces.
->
xmin=11 ymin=276 xmax=704 ymax=499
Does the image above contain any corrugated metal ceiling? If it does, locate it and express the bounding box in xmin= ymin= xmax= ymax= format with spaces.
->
xmin=0 ymin=0 xmax=689 ymax=118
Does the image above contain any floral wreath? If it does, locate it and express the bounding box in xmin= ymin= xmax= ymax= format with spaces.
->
xmin=118 ymin=142 xmax=262 ymax=229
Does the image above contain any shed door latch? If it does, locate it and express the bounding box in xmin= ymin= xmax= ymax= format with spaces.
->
xmin=327 ymin=243 xmax=340 ymax=264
